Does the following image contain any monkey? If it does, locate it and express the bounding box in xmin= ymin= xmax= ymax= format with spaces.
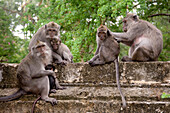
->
xmin=29 ymin=22 xmax=67 ymax=64
xmin=31 ymin=64 xmax=65 ymax=113
xmin=45 ymin=64 xmax=66 ymax=92
xmin=111 ymin=13 xmax=163 ymax=62
xmin=0 ymin=40 xmax=60 ymax=105
xmin=49 ymin=38 xmax=74 ymax=64
xmin=88 ymin=25 xmax=126 ymax=108
xmin=29 ymin=21 xmax=61 ymax=51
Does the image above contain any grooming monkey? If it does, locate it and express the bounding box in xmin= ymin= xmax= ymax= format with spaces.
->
xmin=111 ymin=13 xmax=163 ymax=62
xmin=50 ymin=38 xmax=73 ymax=64
xmin=29 ymin=21 xmax=61 ymax=51
xmin=0 ymin=40 xmax=63 ymax=105
xmin=88 ymin=25 xmax=126 ymax=108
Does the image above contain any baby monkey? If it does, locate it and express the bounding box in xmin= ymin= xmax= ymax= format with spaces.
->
xmin=50 ymin=38 xmax=73 ymax=64
xmin=45 ymin=64 xmax=65 ymax=92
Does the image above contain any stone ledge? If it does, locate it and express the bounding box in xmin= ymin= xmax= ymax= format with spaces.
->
xmin=0 ymin=86 xmax=169 ymax=101
xmin=0 ymin=62 xmax=170 ymax=88
xmin=0 ymin=100 xmax=169 ymax=113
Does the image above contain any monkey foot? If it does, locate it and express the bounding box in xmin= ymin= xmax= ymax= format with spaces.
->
xmin=50 ymin=98 xmax=57 ymax=106
xmin=50 ymin=89 xmax=57 ymax=93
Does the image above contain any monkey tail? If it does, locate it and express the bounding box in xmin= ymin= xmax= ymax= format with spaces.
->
xmin=0 ymin=88 xmax=26 ymax=102
xmin=115 ymin=59 xmax=126 ymax=108
xmin=31 ymin=96 xmax=41 ymax=113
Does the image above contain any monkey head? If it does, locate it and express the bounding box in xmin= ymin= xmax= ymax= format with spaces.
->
xmin=31 ymin=40 xmax=50 ymax=57
xmin=45 ymin=22 xmax=61 ymax=39
xmin=97 ymin=25 xmax=111 ymax=41
xmin=50 ymin=38 xmax=61 ymax=50
xmin=122 ymin=13 xmax=139 ymax=32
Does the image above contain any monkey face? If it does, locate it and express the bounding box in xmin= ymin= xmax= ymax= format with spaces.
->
xmin=51 ymin=39 xmax=61 ymax=50
xmin=32 ymin=40 xmax=49 ymax=57
xmin=122 ymin=14 xmax=139 ymax=32
xmin=36 ymin=45 xmax=47 ymax=57
xmin=46 ymin=28 xmax=58 ymax=38
xmin=45 ymin=22 xmax=60 ymax=39
xmin=98 ymin=32 xmax=106 ymax=40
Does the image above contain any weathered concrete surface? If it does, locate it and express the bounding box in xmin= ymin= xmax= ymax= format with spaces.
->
xmin=0 ymin=100 xmax=169 ymax=113
xmin=0 ymin=62 xmax=170 ymax=113
xmin=0 ymin=85 xmax=170 ymax=101
xmin=0 ymin=63 xmax=18 ymax=88
xmin=0 ymin=62 xmax=169 ymax=88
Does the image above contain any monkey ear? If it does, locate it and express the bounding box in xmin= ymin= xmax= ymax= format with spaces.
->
xmin=58 ymin=40 xmax=61 ymax=45
xmin=36 ymin=40 xmax=40 ymax=45
xmin=45 ymin=24 xmax=47 ymax=29
xmin=31 ymin=47 xmax=35 ymax=56
xmin=58 ymin=25 xmax=61 ymax=30
xmin=133 ymin=15 xmax=138 ymax=21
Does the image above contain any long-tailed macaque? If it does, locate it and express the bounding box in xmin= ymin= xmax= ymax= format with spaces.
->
xmin=88 ymin=25 xmax=126 ymax=108
xmin=50 ymin=38 xmax=73 ymax=64
xmin=0 ymin=40 xmax=62 ymax=105
xmin=111 ymin=13 xmax=163 ymax=62
xmin=29 ymin=21 xmax=61 ymax=51
xmin=45 ymin=64 xmax=66 ymax=92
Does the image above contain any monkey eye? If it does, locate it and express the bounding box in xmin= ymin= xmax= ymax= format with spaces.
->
xmin=98 ymin=34 xmax=101 ymax=37
xmin=36 ymin=45 xmax=45 ymax=49
xmin=48 ymin=29 xmax=52 ymax=31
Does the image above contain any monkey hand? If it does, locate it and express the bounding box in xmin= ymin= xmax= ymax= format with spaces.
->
xmin=47 ymin=70 xmax=55 ymax=75
xmin=87 ymin=60 xmax=93 ymax=64
xmin=114 ymin=37 xmax=122 ymax=42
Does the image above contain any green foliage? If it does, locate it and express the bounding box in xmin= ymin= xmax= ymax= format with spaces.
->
xmin=0 ymin=7 xmax=29 ymax=63
xmin=0 ymin=0 xmax=169 ymax=62
xmin=161 ymin=92 xmax=170 ymax=99
xmin=20 ymin=0 xmax=133 ymax=62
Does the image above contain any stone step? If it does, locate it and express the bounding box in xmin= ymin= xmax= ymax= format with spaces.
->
xmin=0 ymin=100 xmax=169 ymax=113
xmin=0 ymin=62 xmax=170 ymax=88
xmin=0 ymin=85 xmax=169 ymax=101
xmin=0 ymin=62 xmax=170 ymax=112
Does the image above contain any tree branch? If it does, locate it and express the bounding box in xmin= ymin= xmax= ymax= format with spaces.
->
xmin=148 ymin=13 xmax=170 ymax=18
xmin=0 ymin=6 xmax=23 ymax=16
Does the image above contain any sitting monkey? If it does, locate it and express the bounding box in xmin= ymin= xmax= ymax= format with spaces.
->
xmin=29 ymin=21 xmax=61 ymax=51
xmin=0 ymin=40 xmax=61 ymax=105
xmin=49 ymin=38 xmax=73 ymax=64
xmin=111 ymin=13 xmax=163 ymax=62
xmin=88 ymin=25 xmax=126 ymax=108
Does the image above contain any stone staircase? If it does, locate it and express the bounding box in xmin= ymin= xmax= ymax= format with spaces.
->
xmin=0 ymin=62 xmax=170 ymax=113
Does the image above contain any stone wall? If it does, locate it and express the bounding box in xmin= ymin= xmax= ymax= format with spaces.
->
xmin=0 ymin=62 xmax=169 ymax=113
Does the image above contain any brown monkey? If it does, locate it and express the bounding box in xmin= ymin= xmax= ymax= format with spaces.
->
xmin=88 ymin=25 xmax=126 ymax=108
xmin=29 ymin=21 xmax=61 ymax=51
xmin=50 ymin=38 xmax=73 ymax=64
xmin=0 ymin=40 xmax=62 ymax=105
xmin=112 ymin=13 xmax=163 ymax=62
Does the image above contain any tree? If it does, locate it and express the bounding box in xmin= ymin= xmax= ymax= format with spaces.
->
xmin=0 ymin=0 xmax=169 ymax=62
